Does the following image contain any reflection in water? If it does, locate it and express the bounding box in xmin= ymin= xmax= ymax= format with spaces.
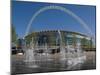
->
xmin=11 ymin=51 xmax=96 ymax=74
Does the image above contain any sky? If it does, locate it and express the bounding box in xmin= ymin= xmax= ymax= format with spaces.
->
xmin=12 ymin=1 xmax=96 ymax=38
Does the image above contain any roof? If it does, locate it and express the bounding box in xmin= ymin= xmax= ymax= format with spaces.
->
xmin=25 ymin=30 xmax=91 ymax=39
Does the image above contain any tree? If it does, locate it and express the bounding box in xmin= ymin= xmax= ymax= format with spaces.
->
xmin=12 ymin=25 xmax=17 ymax=44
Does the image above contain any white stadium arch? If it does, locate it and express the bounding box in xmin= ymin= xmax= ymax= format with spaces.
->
xmin=25 ymin=5 xmax=94 ymax=38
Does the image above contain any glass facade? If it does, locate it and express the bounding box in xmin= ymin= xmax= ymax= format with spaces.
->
xmin=25 ymin=31 xmax=93 ymax=50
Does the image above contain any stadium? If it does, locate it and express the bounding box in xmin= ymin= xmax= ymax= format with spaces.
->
xmin=24 ymin=30 xmax=94 ymax=55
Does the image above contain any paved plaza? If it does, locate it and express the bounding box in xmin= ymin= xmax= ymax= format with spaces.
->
xmin=11 ymin=51 xmax=96 ymax=75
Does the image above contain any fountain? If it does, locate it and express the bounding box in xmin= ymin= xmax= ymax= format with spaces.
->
xmin=76 ymin=41 xmax=86 ymax=64
xmin=44 ymin=42 xmax=50 ymax=61
xmin=58 ymin=30 xmax=66 ymax=60
xmin=23 ymin=31 xmax=86 ymax=69
xmin=67 ymin=39 xmax=86 ymax=67
xmin=57 ymin=30 xmax=67 ymax=68
xmin=24 ymin=37 xmax=38 ymax=68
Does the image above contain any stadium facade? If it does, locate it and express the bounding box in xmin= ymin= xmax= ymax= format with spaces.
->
xmin=24 ymin=30 xmax=94 ymax=54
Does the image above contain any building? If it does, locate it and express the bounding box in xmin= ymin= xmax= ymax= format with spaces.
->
xmin=24 ymin=30 xmax=94 ymax=54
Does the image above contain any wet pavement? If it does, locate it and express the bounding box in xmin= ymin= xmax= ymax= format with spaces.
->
xmin=11 ymin=51 xmax=96 ymax=75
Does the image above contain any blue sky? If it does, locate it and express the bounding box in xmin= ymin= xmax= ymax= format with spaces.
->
xmin=12 ymin=1 xmax=96 ymax=38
